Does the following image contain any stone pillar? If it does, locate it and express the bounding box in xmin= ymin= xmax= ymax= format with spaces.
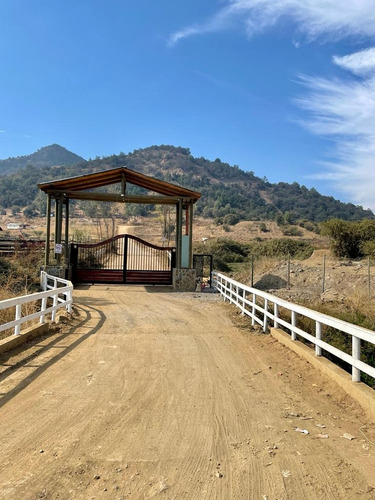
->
xmin=173 ymin=268 xmax=197 ymax=292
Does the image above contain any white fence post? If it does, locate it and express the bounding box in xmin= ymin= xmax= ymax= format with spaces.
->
xmin=251 ymin=293 xmax=256 ymax=326
xmin=352 ymin=337 xmax=361 ymax=382
xmin=263 ymin=298 xmax=268 ymax=332
xmin=51 ymin=293 xmax=58 ymax=323
xmin=40 ymin=297 xmax=47 ymax=324
xmin=274 ymin=303 xmax=279 ymax=328
xmin=291 ymin=311 xmax=297 ymax=341
xmin=14 ymin=304 xmax=22 ymax=336
xmin=67 ymin=290 xmax=72 ymax=314
xmin=315 ymin=321 xmax=322 ymax=356
xmin=241 ymin=288 xmax=246 ymax=316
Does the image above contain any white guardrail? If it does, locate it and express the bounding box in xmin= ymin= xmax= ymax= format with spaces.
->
xmin=212 ymin=271 xmax=375 ymax=383
xmin=0 ymin=271 xmax=73 ymax=337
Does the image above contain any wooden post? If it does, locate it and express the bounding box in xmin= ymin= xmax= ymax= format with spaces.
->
xmin=65 ymin=198 xmax=69 ymax=266
xmin=322 ymin=254 xmax=326 ymax=294
xmin=45 ymin=193 xmax=51 ymax=266
xmin=121 ymin=172 xmax=126 ymax=196
xmin=287 ymin=253 xmax=290 ymax=289
xmin=175 ymin=199 xmax=183 ymax=269
xmin=188 ymin=202 xmax=193 ymax=268
xmin=56 ymin=196 xmax=63 ymax=265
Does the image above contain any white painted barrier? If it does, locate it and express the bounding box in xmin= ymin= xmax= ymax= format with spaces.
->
xmin=0 ymin=272 xmax=73 ymax=337
xmin=212 ymin=271 xmax=375 ymax=383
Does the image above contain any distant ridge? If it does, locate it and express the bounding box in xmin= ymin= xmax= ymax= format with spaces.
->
xmin=0 ymin=144 xmax=373 ymax=222
xmin=0 ymin=144 xmax=86 ymax=175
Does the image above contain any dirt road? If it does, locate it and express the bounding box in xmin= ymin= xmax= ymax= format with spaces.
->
xmin=0 ymin=287 xmax=375 ymax=499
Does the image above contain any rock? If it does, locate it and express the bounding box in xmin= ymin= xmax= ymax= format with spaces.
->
xmin=216 ymin=471 xmax=223 ymax=478
xmin=295 ymin=428 xmax=309 ymax=435
xmin=94 ymin=474 xmax=101 ymax=480
xmin=342 ymin=433 xmax=356 ymax=441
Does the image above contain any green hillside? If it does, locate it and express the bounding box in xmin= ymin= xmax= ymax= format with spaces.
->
xmin=0 ymin=144 xmax=373 ymax=222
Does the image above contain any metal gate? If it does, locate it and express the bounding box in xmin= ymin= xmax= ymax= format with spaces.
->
xmin=70 ymin=235 xmax=175 ymax=285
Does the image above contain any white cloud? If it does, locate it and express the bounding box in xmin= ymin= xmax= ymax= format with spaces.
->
xmin=168 ymin=1 xmax=375 ymax=211
xmin=169 ymin=0 xmax=375 ymax=45
xmin=295 ymin=59 xmax=375 ymax=210
xmin=333 ymin=47 xmax=375 ymax=76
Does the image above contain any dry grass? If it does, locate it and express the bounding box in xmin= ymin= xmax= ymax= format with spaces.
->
xmin=0 ymin=250 xmax=44 ymax=340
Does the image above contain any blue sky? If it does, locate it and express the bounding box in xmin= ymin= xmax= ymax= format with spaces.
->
xmin=1 ymin=1 xmax=375 ymax=210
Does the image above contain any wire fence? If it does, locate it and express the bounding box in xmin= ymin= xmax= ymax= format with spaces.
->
xmin=235 ymin=254 xmax=374 ymax=302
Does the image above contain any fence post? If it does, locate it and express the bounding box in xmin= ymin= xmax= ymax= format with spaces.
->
xmin=40 ymin=297 xmax=47 ymax=324
xmin=287 ymin=254 xmax=290 ymax=290
xmin=14 ymin=304 xmax=22 ymax=336
xmin=352 ymin=337 xmax=361 ymax=382
xmin=315 ymin=321 xmax=322 ymax=356
xmin=251 ymin=293 xmax=256 ymax=326
xmin=51 ymin=292 xmax=58 ymax=323
xmin=322 ymin=255 xmax=326 ymax=294
xmin=67 ymin=289 xmax=72 ymax=314
xmin=241 ymin=288 xmax=246 ymax=315
xmin=263 ymin=298 xmax=268 ymax=332
xmin=274 ymin=303 xmax=279 ymax=328
xmin=291 ymin=310 xmax=297 ymax=340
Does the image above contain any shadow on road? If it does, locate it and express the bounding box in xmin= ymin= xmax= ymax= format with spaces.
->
xmin=0 ymin=301 xmax=107 ymax=410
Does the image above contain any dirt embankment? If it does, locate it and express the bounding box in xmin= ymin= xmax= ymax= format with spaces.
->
xmin=0 ymin=286 xmax=374 ymax=499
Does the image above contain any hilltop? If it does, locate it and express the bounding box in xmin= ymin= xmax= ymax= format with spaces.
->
xmin=0 ymin=144 xmax=373 ymax=222
xmin=0 ymin=144 xmax=86 ymax=176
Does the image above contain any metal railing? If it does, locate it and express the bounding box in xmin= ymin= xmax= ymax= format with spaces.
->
xmin=212 ymin=271 xmax=375 ymax=383
xmin=0 ymin=272 xmax=73 ymax=337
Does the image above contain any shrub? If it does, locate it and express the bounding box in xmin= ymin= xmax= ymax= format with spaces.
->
xmin=223 ymin=213 xmax=240 ymax=226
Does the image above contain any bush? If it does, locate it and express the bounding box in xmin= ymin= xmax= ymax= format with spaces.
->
xmin=282 ymin=226 xmax=303 ymax=237
xmin=194 ymin=238 xmax=249 ymax=269
xmin=321 ymin=219 xmax=375 ymax=258
xmin=223 ymin=213 xmax=240 ymax=226
xmin=248 ymin=238 xmax=314 ymax=260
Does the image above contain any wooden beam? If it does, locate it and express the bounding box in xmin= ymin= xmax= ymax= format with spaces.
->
xmin=121 ymin=172 xmax=126 ymax=196
xmin=46 ymin=190 xmax=192 ymax=205
xmin=45 ymin=194 xmax=51 ymax=266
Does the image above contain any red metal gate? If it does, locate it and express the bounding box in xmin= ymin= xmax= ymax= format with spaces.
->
xmin=70 ymin=235 xmax=175 ymax=285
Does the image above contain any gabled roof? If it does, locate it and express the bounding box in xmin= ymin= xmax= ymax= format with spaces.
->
xmin=38 ymin=166 xmax=201 ymax=203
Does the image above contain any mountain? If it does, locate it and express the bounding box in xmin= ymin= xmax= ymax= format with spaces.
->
xmin=0 ymin=144 xmax=86 ymax=176
xmin=0 ymin=144 xmax=373 ymax=222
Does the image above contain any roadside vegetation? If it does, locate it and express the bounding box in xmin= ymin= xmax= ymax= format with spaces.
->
xmin=0 ymin=251 xmax=44 ymax=340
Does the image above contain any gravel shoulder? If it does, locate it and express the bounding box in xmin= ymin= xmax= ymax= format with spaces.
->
xmin=0 ymin=285 xmax=374 ymax=499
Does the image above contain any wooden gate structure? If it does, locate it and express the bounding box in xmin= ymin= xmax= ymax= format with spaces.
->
xmin=70 ymin=234 xmax=175 ymax=285
xmin=38 ymin=167 xmax=201 ymax=285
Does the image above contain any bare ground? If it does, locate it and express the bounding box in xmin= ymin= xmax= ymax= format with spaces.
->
xmin=0 ymin=286 xmax=375 ymax=499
